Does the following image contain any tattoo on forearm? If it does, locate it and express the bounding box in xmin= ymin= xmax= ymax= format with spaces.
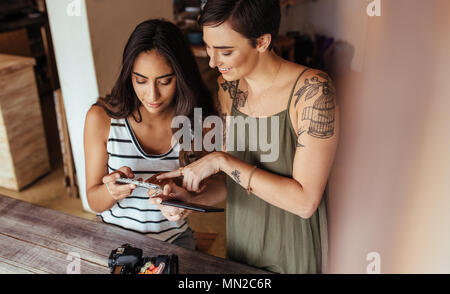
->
xmin=221 ymin=80 xmax=248 ymax=109
xmin=294 ymin=73 xmax=336 ymax=139
xmin=231 ymin=170 xmax=241 ymax=184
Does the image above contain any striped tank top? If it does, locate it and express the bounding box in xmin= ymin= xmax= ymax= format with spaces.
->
xmin=98 ymin=117 xmax=189 ymax=243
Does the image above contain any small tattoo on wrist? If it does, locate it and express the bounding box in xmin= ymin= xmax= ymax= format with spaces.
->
xmin=231 ymin=170 xmax=241 ymax=184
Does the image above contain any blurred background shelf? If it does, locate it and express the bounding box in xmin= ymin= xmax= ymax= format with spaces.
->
xmin=0 ymin=0 xmax=61 ymax=169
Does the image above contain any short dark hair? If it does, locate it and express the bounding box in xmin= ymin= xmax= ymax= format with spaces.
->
xmin=95 ymin=19 xmax=216 ymax=123
xmin=198 ymin=0 xmax=281 ymax=50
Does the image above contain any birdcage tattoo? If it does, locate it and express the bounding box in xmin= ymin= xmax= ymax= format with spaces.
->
xmin=302 ymin=88 xmax=335 ymax=139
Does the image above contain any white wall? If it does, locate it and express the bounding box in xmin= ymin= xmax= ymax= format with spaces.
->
xmin=85 ymin=0 xmax=173 ymax=97
xmin=46 ymin=0 xmax=99 ymax=212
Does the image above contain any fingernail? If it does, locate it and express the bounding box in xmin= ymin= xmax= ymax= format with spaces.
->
xmin=129 ymin=184 xmax=135 ymax=188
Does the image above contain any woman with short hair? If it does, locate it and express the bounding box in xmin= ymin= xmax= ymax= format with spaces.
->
xmin=158 ymin=0 xmax=339 ymax=273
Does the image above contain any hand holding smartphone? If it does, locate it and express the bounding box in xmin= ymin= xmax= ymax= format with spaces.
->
xmin=115 ymin=178 xmax=224 ymax=213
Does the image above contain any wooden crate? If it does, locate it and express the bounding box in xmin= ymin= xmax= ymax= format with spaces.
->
xmin=0 ymin=54 xmax=50 ymax=190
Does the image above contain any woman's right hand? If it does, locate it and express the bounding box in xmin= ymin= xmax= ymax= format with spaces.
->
xmin=101 ymin=166 xmax=136 ymax=201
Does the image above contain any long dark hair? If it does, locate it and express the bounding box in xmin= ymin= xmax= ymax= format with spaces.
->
xmin=95 ymin=19 xmax=216 ymax=123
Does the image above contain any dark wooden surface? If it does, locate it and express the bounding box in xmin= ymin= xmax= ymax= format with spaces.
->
xmin=0 ymin=195 xmax=269 ymax=274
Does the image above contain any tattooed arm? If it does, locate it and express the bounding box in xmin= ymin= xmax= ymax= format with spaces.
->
xmin=291 ymin=70 xmax=339 ymax=213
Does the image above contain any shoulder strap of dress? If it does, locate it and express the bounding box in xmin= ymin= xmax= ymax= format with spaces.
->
xmin=286 ymin=67 xmax=309 ymax=110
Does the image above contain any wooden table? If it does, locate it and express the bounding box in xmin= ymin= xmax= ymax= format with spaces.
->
xmin=0 ymin=195 xmax=269 ymax=274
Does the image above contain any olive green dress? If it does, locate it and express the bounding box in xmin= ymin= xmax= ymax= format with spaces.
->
xmin=226 ymin=69 xmax=328 ymax=274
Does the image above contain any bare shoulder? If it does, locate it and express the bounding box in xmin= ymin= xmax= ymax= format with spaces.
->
xmin=84 ymin=105 xmax=110 ymax=141
xmin=86 ymin=105 xmax=110 ymax=126
xmin=301 ymin=67 xmax=333 ymax=83
xmin=291 ymin=67 xmax=335 ymax=109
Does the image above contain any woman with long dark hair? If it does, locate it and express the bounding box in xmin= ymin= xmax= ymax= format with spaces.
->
xmin=157 ymin=0 xmax=339 ymax=273
xmin=83 ymin=19 xmax=217 ymax=249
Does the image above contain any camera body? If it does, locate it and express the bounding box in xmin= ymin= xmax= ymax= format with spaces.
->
xmin=108 ymin=244 xmax=178 ymax=274
xmin=108 ymin=244 xmax=143 ymax=274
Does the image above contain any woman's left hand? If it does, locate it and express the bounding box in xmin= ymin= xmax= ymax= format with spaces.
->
xmin=157 ymin=152 xmax=224 ymax=192
xmin=145 ymin=175 xmax=192 ymax=222
xmin=158 ymin=204 xmax=191 ymax=222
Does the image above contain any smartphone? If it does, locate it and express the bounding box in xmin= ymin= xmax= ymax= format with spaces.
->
xmin=115 ymin=178 xmax=224 ymax=213
xmin=115 ymin=178 xmax=162 ymax=191
xmin=160 ymin=200 xmax=224 ymax=213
